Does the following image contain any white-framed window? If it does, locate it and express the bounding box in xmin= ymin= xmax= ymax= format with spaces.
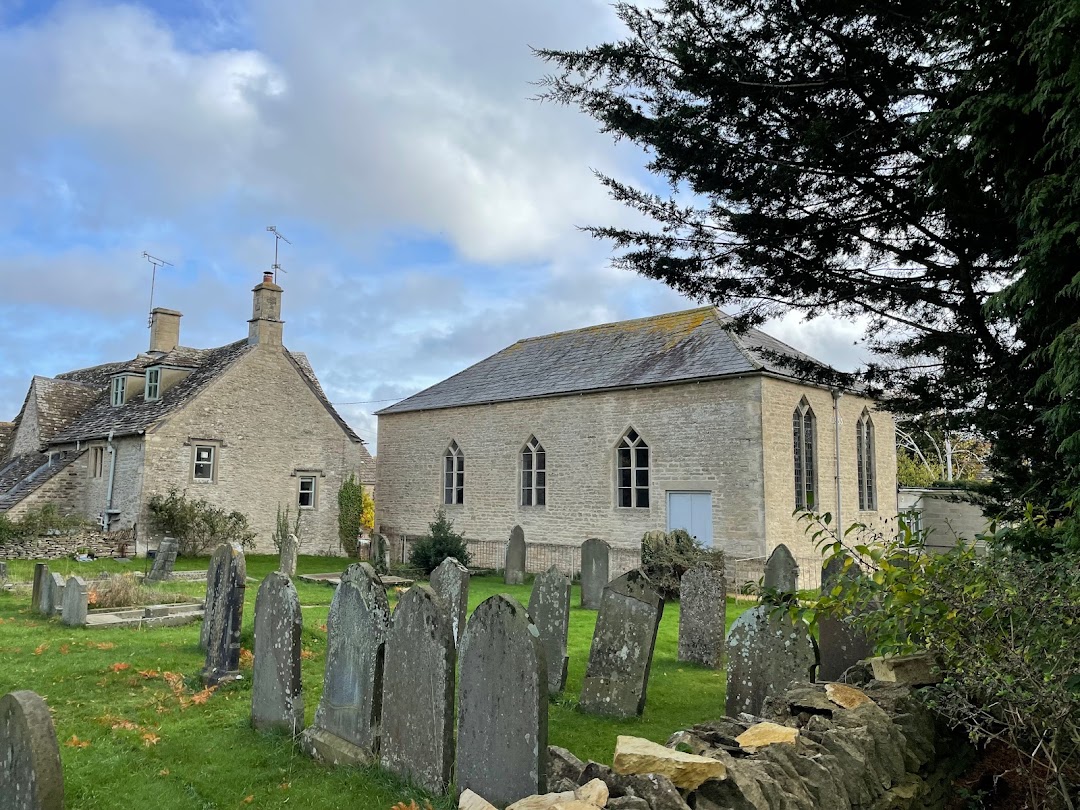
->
xmin=521 ymin=435 xmax=547 ymax=506
xmin=856 ymin=409 xmax=876 ymax=511
xmin=793 ymin=397 xmax=817 ymax=510
xmin=192 ymin=445 xmax=216 ymax=482
xmin=90 ymin=446 xmax=105 ymax=478
xmin=298 ymin=476 xmax=317 ymax=509
xmin=111 ymin=376 xmax=125 ymax=406
xmin=145 ymin=367 xmax=161 ymax=401
xmin=617 ymin=428 xmax=650 ymax=508
xmin=443 ymin=440 xmax=464 ymax=505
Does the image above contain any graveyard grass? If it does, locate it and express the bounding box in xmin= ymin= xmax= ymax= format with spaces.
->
xmin=0 ymin=556 xmax=748 ymax=809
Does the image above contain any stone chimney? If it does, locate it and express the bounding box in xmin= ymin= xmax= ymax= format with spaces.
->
xmin=149 ymin=308 xmax=182 ymax=353
xmin=248 ymin=272 xmax=284 ymax=346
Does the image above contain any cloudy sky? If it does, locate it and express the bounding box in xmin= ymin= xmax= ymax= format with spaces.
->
xmin=0 ymin=0 xmax=866 ymax=446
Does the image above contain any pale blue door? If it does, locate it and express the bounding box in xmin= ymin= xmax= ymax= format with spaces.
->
xmin=666 ymin=491 xmax=713 ymax=547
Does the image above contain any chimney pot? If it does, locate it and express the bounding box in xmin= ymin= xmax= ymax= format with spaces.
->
xmin=263 ymin=271 xmax=274 ymax=283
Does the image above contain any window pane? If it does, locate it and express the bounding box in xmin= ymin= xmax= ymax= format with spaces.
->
xmin=535 ymin=451 xmax=545 ymax=470
xmin=522 ymin=450 xmax=532 ymax=471
xmin=523 ymin=470 xmax=532 ymax=490
xmin=456 ymin=472 xmax=464 ymax=489
xmin=619 ymin=468 xmax=631 ymax=488
xmin=635 ymin=447 xmax=648 ymax=468
xmin=458 ymin=456 xmax=465 ymax=471
xmin=618 ymin=488 xmax=631 ymax=507
xmin=456 ymin=486 xmax=464 ymax=504
xmin=536 ymin=471 xmax=545 ymax=488
xmin=536 ymin=488 xmax=546 ymax=507
xmin=636 ymin=488 xmax=650 ymax=508
xmin=444 ymin=487 xmax=453 ymax=505
xmin=617 ymin=447 xmax=631 ymax=468
xmin=626 ymin=429 xmax=638 ymax=443
xmin=445 ymin=455 xmax=453 ymax=473
xmin=522 ymin=488 xmax=532 ymax=506
xmin=635 ymin=468 xmax=649 ymax=486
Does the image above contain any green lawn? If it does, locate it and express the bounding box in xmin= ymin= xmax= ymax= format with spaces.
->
xmin=0 ymin=556 xmax=747 ymax=809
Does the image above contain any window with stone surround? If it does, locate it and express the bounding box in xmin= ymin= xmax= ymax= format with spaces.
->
xmin=110 ymin=376 xmax=125 ymax=406
xmin=192 ymin=444 xmax=217 ymax=482
xmin=521 ymin=435 xmax=546 ymax=506
xmin=298 ymin=475 xmax=317 ymax=509
xmin=90 ymin=446 xmax=105 ymax=478
xmin=793 ymin=398 xmax=817 ymax=510
xmin=856 ymin=409 xmax=876 ymax=511
xmin=444 ymin=440 xmax=464 ymax=505
xmin=617 ymin=428 xmax=650 ymax=508
xmin=145 ymin=367 xmax=161 ymax=401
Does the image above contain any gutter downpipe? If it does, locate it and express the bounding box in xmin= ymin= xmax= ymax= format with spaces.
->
xmin=105 ymin=429 xmax=117 ymax=528
xmin=832 ymin=389 xmax=843 ymax=534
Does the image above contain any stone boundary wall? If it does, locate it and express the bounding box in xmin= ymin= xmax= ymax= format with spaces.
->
xmin=0 ymin=528 xmax=136 ymax=561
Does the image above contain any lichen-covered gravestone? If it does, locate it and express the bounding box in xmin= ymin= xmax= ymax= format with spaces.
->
xmin=201 ymin=543 xmax=247 ymax=686
xmin=381 ymin=585 xmax=455 ymax=793
xmin=45 ymin=574 xmax=65 ymax=617
xmin=430 ymin=556 xmax=469 ymax=646
xmin=678 ymin=564 xmax=727 ymax=668
xmin=0 ymin=690 xmax=64 ymax=810
xmin=0 ymin=560 xmax=8 ymax=583
xmin=302 ymin=563 xmax=390 ymax=765
xmin=200 ymin=544 xmax=229 ymax=651
xmin=504 ymin=525 xmax=526 ymax=585
xmin=528 ymin=565 xmax=571 ymax=693
xmin=579 ymin=569 xmax=664 ymax=718
xmin=763 ymin=543 xmax=799 ymax=594
xmin=60 ymin=576 xmax=88 ymax=627
xmin=817 ymin=556 xmax=875 ymax=681
xmin=279 ymin=533 xmax=299 ymax=578
xmin=579 ymin=537 xmax=610 ymax=610
xmin=146 ymin=537 xmax=178 ymax=582
xmin=457 ymin=594 xmax=547 ymax=808
xmin=31 ymin=564 xmax=49 ymax=615
xmin=251 ymin=572 xmax=304 ymax=736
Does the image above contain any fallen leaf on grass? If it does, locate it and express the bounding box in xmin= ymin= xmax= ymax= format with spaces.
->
xmin=300 ymin=649 xmax=314 ymax=660
xmin=318 ymin=623 xmax=327 ymax=632
xmin=158 ymin=769 xmax=169 ymax=777
xmin=138 ymin=669 xmax=160 ymax=679
xmin=34 ymin=643 xmax=48 ymax=655
xmin=89 ymin=642 xmax=115 ymax=650
xmin=142 ymin=732 xmax=160 ymax=746
xmin=238 ymin=648 xmax=254 ymax=668
xmin=108 ymin=662 xmax=130 ymax=673
xmin=278 ymin=783 xmax=290 ymax=791
xmin=64 ymin=735 xmax=90 ymax=749
xmin=242 ymin=796 xmax=254 ymax=804
xmin=108 ymin=718 xmax=139 ymax=731
xmin=59 ymin=644 xmax=70 ymax=655
xmin=189 ymin=687 xmax=215 ymax=706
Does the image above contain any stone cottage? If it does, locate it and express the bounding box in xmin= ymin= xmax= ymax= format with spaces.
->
xmin=0 ymin=272 xmax=372 ymax=554
xmin=375 ymin=307 xmax=896 ymax=565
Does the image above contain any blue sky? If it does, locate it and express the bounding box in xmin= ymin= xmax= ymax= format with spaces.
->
xmin=0 ymin=0 xmax=866 ymax=446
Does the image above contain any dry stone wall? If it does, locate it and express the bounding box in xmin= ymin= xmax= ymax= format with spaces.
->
xmin=0 ymin=528 xmax=136 ymax=560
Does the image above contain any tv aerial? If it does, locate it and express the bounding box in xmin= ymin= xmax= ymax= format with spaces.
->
xmin=142 ymin=252 xmax=174 ymax=328
xmin=266 ymin=226 xmax=292 ymax=283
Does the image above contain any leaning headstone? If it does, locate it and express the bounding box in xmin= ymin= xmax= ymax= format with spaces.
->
xmin=279 ymin=533 xmax=299 ymax=578
xmin=0 ymin=690 xmax=64 ymax=810
xmin=430 ymin=556 xmax=469 ymax=646
xmin=528 ymin=565 xmax=571 ymax=693
xmin=457 ymin=594 xmax=547 ymax=807
xmin=201 ymin=543 xmax=247 ymax=686
xmin=61 ymin=576 xmax=88 ymax=627
xmin=46 ymin=574 xmax=65 ymax=617
xmin=678 ymin=564 xmax=727 ymax=668
xmin=504 ymin=525 xmax=526 ymax=585
xmin=725 ymin=606 xmax=817 ymax=717
xmin=145 ymin=537 xmax=178 ymax=582
xmin=580 ymin=537 xmax=610 ymax=610
xmin=200 ymin=544 xmax=230 ymax=651
xmin=31 ymin=564 xmax=49 ymax=615
xmin=381 ymin=585 xmax=455 ymax=793
xmin=302 ymin=563 xmax=390 ymax=765
xmin=579 ymin=569 xmax=664 ymax=718
xmin=763 ymin=544 xmax=799 ymax=594
xmin=817 ymin=557 xmax=875 ymax=681
xmin=252 ymin=572 xmax=304 ymax=736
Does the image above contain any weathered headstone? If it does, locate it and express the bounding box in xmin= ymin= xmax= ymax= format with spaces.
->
xmin=457 ymin=594 xmax=547 ymax=807
xmin=60 ymin=576 xmax=88 ymax=627
xmin=302 ymin=563 xmax=390 ymax=765
xmin=31 ymin=564 xmax=49 ymax=615
xmin=528 ymin=565 xmax=571 ymax=693
xmin=201 ymin=543 xmax=247 ymax=686
xmin=0 ymin=561 xmax=8 ymax=582
xmin=817 ymin=557 xmax=875 ymax=681
xmin=763 ymin=544 xmax=799 ymax=594
xmin=580 ymin=537 xmax=610 ymax=610
xmin=146 ymin=537 xmax=178 ymax=582
xmin=370 ymin=533 xmax=388 ymax=573
xmin=504 ymin=525 xmax=526 ymax=585
xmin=251 ymin=572 xmax=304 ymax=736
xmin=579 ymin=569 xmax=664 ymax=718
xmin=430 ymin=556 xmax=469 ymax=646
xmin=381 ymin=585 xmax=455 ymax=793
xmin=279 ymin=533 xmax=299 ymax=578
xmin=0 ymin=690 xmax=64 ymax=810
xmin=678 ymin=564 xmax=727 ymax=668
xmin=45 ymin=574 xmax=65 ymax=617
xmin=725 ymin=606 xmax=817 ymax=717
xmin=200 ymin=543 xmax=229 ymax=651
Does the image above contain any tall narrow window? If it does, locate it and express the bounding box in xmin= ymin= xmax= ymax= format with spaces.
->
xmin=793 ymin=398 xmax=817 ymax=510
xmin=90 ymin=446 xmax=105 ymax=478
xmin=617 ymin=428 xmax=650 ymax=508
xmin=856 ymin=409 xmax=876 ymax=510
xmin=444 ymin=440 xmax=464 ymax=505
xmin=521 ymin=435 xmax=547 ymax=506
xmin=298 ymin=475 xmax=317 ymax=509
xmin=111 ymin=376 xmax=125 ymax=406
xmin=145 ymin=367 xmax=161 ymax=401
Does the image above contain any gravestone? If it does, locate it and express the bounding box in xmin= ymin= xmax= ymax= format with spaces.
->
xmin=279 ymin=533 xmax=299 ymax=578
xmin=763 ymin=544 xmax=799 ymax=594
xmin=579 ymin=569 xmax=664 ymax=718
xmin=146 ymin=537 xmax=178 ymax=582
xmin=528 ymin=565 xmax=571 ymax=693
xmin=370 ymin=533 xmax=388 ymax=574
xmin=251 ymin=572 xmax=304 ymax=735
xmin=46 ymin=574 xmax=65 ymax=617
xmin=504 ymin=525 xmax=526 ymax=585
xmin=302 ymin=563 xmax=390 ymax=765
xmin=678 ymin=564 xmax=727 ymax=668
xmin=457 ymin=594 xmax=547 ymax=808
xmin=381 ymin=585 xmax=455 ymax=793
xmin=201 ymin=543 xmax=247 ymax=686
xmin=725 ymin=607 xmax=817 ymax=717
xmin=580 ymin=537 xmax=610 ymax=610
xmin=817 ymin=557 xmax=875 ymax=681
xmin=430 ymin=556 xmax=469 ymax=646
xmin=60 ymin=576 xmax=88 ymax=627
xmin=0 ymin=690 xmax=64 ymax=810
xmin=200 ymin=545 xmax=230 ymax=651
xmin=31 ymin=564 xmax=49 ymax=615
xmin=0 ymin=560 xmax=7 ymax=582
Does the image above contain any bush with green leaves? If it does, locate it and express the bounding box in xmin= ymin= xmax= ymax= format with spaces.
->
xmin=408 ymin=509 xmax=470 ymax=574
xmin=271 ymin=503 xmax=303 ymax=552
xmin=337 ymin=474 xmax=363 ymax=556
xmin=145 ymin=489 xmax=256 ymax=556
xmin=0 ymin=503 xmax=88 ymax=546
xmin=640 ymin=529 xmax=725 ymax=600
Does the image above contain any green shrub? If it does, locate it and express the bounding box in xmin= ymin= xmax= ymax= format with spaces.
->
xmin=409 ymin=509 xmax=470 ymax=574
xmin=640 ymin=529 xmax=725 ymax=600
xmin=337 ymin=475 xmax=363 ymax=556
xmin=271 ymin=503 xmax=303 ymax=552
xmin=0 ymin=503 xmax=88 ymax=546
xmin=145 ymin=489 xmax=256 ymax=556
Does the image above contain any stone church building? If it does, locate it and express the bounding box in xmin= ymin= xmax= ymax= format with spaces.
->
xmin=375 ymin=307 xmax=896 ymax=565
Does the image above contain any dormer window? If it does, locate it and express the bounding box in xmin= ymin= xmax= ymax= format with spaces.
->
xmin=145 ymin=368 xmax=161 ymax=401
xmin=111 ymin=377 xmax=125 ymax=406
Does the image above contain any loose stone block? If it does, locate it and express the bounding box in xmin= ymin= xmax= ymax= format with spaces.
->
xmin=457 ymin=594 xmax=548 ymax=808
xmin=612 ymin=735 xmax=727 ymax=790
xmin=734 ymin=722 xmax=799 ymax=752
xmin=505 ymin=525 xmax=526 ymax=585
xmin=31 ymin=564 xmax=49 ymax=615
xmin=46 ymin=574 xmax=65 ymax=617
xmin=200 ymin=544 xmax=229 ymax=651
xmin=528 ymin=565 xmax=571 ymax=693
xmin=60 ymin=576 xmax=88 ymax=627
xmin=763 ymin=544 xmax=799 ymax=595
xmin=146 ymin=537 xmax=178 ymax=582
xmin=579 ymin=538 xmax=610 ymax=610
xmin=251 ymin=572 xmax=304 ymax=736
xmin=279 ymin=533 xmax=299 ymax=578
xmin=725 ymin=605 xmax=817 ymax=717
xmin=430 ymin=556 xmax=470 ymax=646
xmin=381 ymin=584 xmax=456 ymax=793
xmin=303 ymin=563 xmax=390 ymax=765
xmin=817 ymin=557 xmax=875 ymax=681
xmin=579 ymin=569 xmax=664 ymax=718
xmin=201 ymin=543 xmax=247 ymax=686
xmin=0 ymin=690 xmax=64 ymax=809
xmin=678 ymin=564 xmax=726 ymax=668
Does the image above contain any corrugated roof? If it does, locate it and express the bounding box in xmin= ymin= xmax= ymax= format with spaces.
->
xmin=377 ymin=306 xmax=829 ymax=415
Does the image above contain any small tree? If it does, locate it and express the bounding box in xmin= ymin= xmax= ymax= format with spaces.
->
xmin=409 ymin=508 xmax=470 ymax=574
xmin=271 ymin=504 xmax=303 ymax=552
xmin=360 ymin=488 xmax=375 ymax=534
xmin=337 ymin=474 xmax=363 ymax=557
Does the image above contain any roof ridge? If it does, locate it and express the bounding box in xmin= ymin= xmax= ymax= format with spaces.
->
xmin=513 ymin=305 xmax=717 ymax=345
xmin=708 ymin=308 xmax=765 ymax=372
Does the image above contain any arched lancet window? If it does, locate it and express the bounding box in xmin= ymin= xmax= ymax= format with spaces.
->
xmin=856 ymin=409 xmax=876 ymax=511
xmin=443 ymin=440 xmax=464 ymax=505
xmin=617 ymin=428 xmax=650 ymax=508
xmin=793 ymin=399 xmax=817 ymax=510
xmin=521 ymin=435 xmax=547 ymax=506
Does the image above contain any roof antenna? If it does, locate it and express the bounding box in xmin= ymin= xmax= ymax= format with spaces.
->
xmin=142 ymin=252 xmax=174 ymax=328
xmin=266 ymin=226 xmax=292 ymax=283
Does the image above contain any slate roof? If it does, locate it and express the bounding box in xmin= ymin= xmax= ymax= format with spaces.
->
xmin=0 ymin=423 xmax=13 ymax=459
xmin=378 ymin=306 xmax=831 ymax=415
xmin=30 ymin=377 xmax=102 ymax=445
xmin=0 ymin=450 xmax=81 ymax=512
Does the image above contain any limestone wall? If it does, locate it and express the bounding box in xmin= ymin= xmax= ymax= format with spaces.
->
xmin=0 ymin=527 xmax=136 ymax=560
xmin=898 ymin=488 xmax=989 ymax=548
